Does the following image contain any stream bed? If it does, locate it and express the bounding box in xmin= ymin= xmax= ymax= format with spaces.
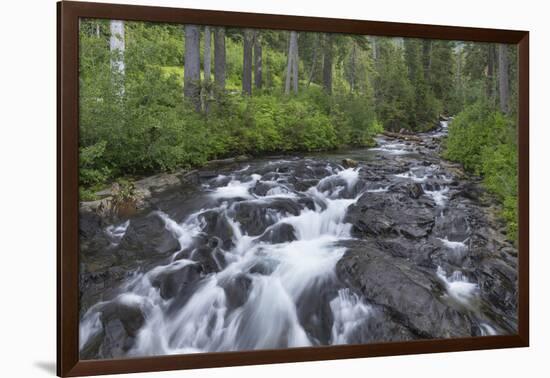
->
xmin=78 ymin=122 xmax=518 ymax=359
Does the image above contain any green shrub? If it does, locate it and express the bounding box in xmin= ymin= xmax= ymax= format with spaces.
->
xmin=79 ymin=141 xmax=111 ymax=187
xmin=445 ymin=102 xmax=518 ymax=241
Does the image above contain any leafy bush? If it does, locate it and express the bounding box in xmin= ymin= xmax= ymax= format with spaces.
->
xmin=79 ymin=141 xmax=111 ymax=187
xmin=445 ymin=102 xmax=518 ymax=241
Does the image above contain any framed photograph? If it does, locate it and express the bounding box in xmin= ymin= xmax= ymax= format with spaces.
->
xmin=57 ymin=1 xmax=529 ymax=376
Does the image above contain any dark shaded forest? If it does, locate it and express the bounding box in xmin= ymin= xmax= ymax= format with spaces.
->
xmin=78 ymin=20 xmax=518 ymax=240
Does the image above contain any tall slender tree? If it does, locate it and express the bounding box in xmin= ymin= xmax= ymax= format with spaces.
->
xmin=306 ymin=34 xmax=319 ymax=88
xmin=322 ymin=33 xmax=333 ymax=94
xmin=292 ymin=33 xmax=299 ymax=94
xmin=254 ymin=31 xmax=263 ymax=90
xmin=285 ymin=31 xmax=299 ymax=95
xmin=109 ymin=20 xmax=125 ymax=75
xmin=214 ymin=27 xmax=226 ymax=92
xmin=109 ymin=20 xmax=125 ymax=96
xmin=242 ymin=29 xmax=254 ymax=95
xmin=184 ymin=25 xmax=201 ymax=111
xmin=422 ymin=40 xmax=432 ymax=81
xmin=203 ymin=26 xmax=212 ymax=112
xmin=487 ymin=44 xmax=496 ymax=101
xmin=498 ymin=44 xmax=510 ymax=114
xmin=349 ymin=40 xmax=357 ymax=93
xmin=204 ymin=26 xmax=212 ymax=83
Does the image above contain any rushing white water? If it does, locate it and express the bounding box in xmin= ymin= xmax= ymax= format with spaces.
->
xmin=395 ymin=170 xmax=429 ymax=183
xmin=424 ymin=186 xmax=450 ymax=207
xmin=480 ymin=323 xmax=497 ymax=336
xmin=330 ymin=288 xmax=372 ymax=344
xmin=436 ymin=266 xmax=478 ymax=307
xmin=371 ymin=141 xmax=410 ymax=155
xmin=105 ymin=220 xmax=130 ymax=246
xmin=367 ymin=186 xmax=389 ymax=193
xmin=80 ymin=167 xmax=370 ymax=355
xmin=438 ymin=237 xmax=468 ymax=253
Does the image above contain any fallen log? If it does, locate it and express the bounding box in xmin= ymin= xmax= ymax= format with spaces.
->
xmin=381 ymin=131 xmax=422 ymax=142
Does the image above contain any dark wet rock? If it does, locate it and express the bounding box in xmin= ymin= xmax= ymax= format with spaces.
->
xmin=473 ymin=257 xmax=518 ymax=332
xmin=297 ymin=197 xmax=316 ymax=210
xmin=433 ymin=209 xmax=470 ymax=241
xmin=342 ymin=158 xmax=358 ymax=168
xmin=296 ymin=285 xmax=338 ymax=345
xmin=209 ymin=175 xmax=232 ymax=188
xmin=198 ymin=210 xmax=235 ymax=248
xmin=193 ymin=245 xmax=227 ymax=273
xmin=81 ymin=297 xmax=147 ymax=359
xmin=252 ymin=181 xmax=276 ymax=196
xmin=80 ymin=328 xmax=105 ymax=360
xmin=80 ymin=211 xmax=106 ymax=239
xmin=100 ymin=298 xmax=146 ymax=337
xmin=118 ymin=214 xmax=179 ymax=258
xmin=454 ymin=182 xmax=484 ymax=201
xmin=97 ymin=318 xmax=132 ymax=358
xmin=221 ymin=274 xmax=252 ymax=309
xmin=233 ymin=198 xmax=301 ymax=236
xmin=294 ymin=179 xmax=320 ymax=192
xmin=336 ymin=239 xmax=473 ymax=338
xmin=406 ymin=183 xmax=424 ymax=199
xmin=346 ymin=192 xmax=435 ymax=239
xmin=317 ymin=174 xmax=365 ymax=198
xmin=151 ymin=262 xmax=204 ymax=300
xmin=259 ymin=223 xmax=296 ymax=244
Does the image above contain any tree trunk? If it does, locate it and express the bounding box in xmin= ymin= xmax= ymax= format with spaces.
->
xmin=284 ymin=34 xmax=293 ymax=94
xmin=254 ymin=31 xmax=263 ymax=90
xmin=203 ymin=26 xmax=212 ymax=113
xmin=371 ymin=36 xmax=377 ymax=61
xmin=456 ymin=47 xmax=462 ymax=87
xmin=285 ymin=31 xmax=299 ymax=95
xmin=422 ymin=40 xmax=432 ymax=80
xmin=214 ymin=27 xmax=226 ymax=91
xmin=292 ymin=32 xmax=299 ymax=94
xmin=306 ymin=35 xmax=318 ymax=88
xmin=349 ymin=41 xmax=356 ymax=93
xmin=204 ymin=26 xmax=211 ymax=83
xmin=184 ymin=25 xmax=201 ymax=111
xmin=109 ymin=20 xmax=125 ymax=76
xmin=498 ymin=44 xmax=509 ymax=114
xmin=487 ymin=44 xmax=496 ymax=101
xmin=242 ymin=29 xmax=254 ymax=95
xmin=322 ymin=33 xmax=333 ymax=94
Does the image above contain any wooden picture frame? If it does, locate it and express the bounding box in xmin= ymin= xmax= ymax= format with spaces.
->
xmin=57 ymin=1 xmax=529 ymax=376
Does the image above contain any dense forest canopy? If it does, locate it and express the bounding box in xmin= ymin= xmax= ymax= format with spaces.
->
xmin=78 ymin=19 xmax=519 ymax=240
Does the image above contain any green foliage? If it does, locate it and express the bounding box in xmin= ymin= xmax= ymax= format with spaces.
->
xmin=403 ymin=39 xmax=441 ymax=131
xmin=79 ymin=141 xmax=111 ymax=186
xmin=444 ymin=103 xmax=518 ymax=241
xmin=110 ymin=179 xmax=141 ymax=211
xmin=373 ymin=39 xmax=414 ymax=131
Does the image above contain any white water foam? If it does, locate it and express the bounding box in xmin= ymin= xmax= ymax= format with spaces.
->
xmin=104 ymin=220 xmax=130 ymax=246
xmin=436 ymin=266 xmax=478 ymax=306
xmin=330 ymin=288 xmax=371 ymax=344
xmin=438 ymin=237 xmax=468 ymax=253
xmin=424 ymin=186 xmax=449 ymax=207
